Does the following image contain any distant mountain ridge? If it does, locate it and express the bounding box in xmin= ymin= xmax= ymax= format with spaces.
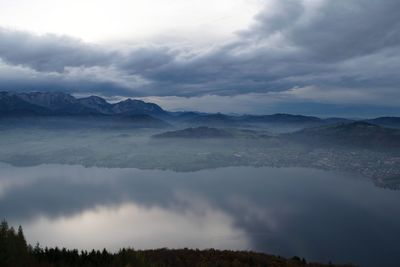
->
xmin=153 ymin=121 xmax=400 ymax=151
xmin=0 ymin=91 xmax=167 ymax=117
xmin=285 ymin=121 xmax=400 ymax=149
xmin=240 ymin=113 xmax=322 ymax=124
xmin=185 ymin=113 xmax=354 ymax=128
xmin=364 ymin=117 xmax=400 ymax=128
xmin=1 ymin=92 xmax=399 ymax=129
xmin=153 ymin=126 xmax=234 ymax=138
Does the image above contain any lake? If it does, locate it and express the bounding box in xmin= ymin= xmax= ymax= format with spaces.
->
xmin=1 ymin=162 xmax=400 ymax=267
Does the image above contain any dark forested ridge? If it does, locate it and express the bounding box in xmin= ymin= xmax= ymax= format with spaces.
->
xmin=0 ymin=221 xmax=355 ymax=267
xmin=285 ymin=122 xmax=400 ymax=150
xmin=153 ymin=126 xmax=234 ymax=138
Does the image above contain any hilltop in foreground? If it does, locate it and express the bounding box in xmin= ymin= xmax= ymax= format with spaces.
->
xmin=1 ymin=221 xmax=354 ymax=267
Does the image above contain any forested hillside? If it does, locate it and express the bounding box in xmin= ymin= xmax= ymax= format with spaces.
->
xmin=0 ymin=221 xmax=354 ymax=267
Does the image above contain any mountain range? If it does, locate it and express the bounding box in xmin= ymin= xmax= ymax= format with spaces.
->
xmin=0 ymin=91 xmax=167 ymax=117
xmin=1 ymin=91 xmax=400 ymax=130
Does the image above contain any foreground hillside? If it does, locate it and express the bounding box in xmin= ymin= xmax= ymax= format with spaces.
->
xmin=0 ymin=221 xmax=354 ymax=267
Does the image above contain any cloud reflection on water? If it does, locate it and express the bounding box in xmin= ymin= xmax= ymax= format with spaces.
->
xmin=2 ymin=162 xmax=400 ymax=266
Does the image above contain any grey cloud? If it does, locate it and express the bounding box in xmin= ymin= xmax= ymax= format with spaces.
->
xmin=292 ymin=0 xmax=400 ymax=62
xmin=0 ymin=0 xmax=399 ymax=114
xmin=247 ymin=0 xmax=400 ymax=62
xmin=0 ymin=63 xmax=137 ymax=96
xmin=119 ymin=0 xmax=400 ymax=96
xmin=120 ymin=47 xmax=177 ymax=74
xmin=0 ymin=28 xmax=115 ymax=72
xmin=249 ymin=0 xmax=305 ymax=36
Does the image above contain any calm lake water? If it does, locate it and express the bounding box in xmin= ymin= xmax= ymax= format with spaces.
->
xmin=1 ymin=162 xmax=400 ymax=267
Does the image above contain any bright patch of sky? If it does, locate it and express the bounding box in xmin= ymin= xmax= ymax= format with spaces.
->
xmin=0 ymin=0 xmax=263 ymax=45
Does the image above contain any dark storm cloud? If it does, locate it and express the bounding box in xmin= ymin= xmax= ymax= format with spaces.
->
xmin=0 ymin=27 xmax=115 ymax=72
xmin=246 ymin=0 xmax=400 ymax=62
xmin=0 ymin=75 xmax=134 ymax=96
xmin=0 ymin=0 xmax=399 ymax=106
xmin=119 ymin=47 xmax=177 ymax=73
xmin=118 ymin=0 xmax=400 ymax=96
xmin=0 ymin=63 xmax=138 ymax=96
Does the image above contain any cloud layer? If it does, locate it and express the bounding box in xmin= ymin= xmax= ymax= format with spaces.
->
xmin=0 ymin=0 xmax=399 ymax=115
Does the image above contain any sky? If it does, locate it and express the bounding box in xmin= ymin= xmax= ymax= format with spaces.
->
xmin=0 ymin=0 xmax=399 ymax=116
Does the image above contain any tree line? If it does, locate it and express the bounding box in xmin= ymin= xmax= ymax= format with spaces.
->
xmin=0 ymin=220 xmax=355 ymax=267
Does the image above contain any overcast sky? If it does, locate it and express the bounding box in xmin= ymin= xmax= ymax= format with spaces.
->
xmin=0 ymin=0 xmax=399 ymax=116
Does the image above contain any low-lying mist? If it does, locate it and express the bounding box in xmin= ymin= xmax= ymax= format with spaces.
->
xmin=1 ymin=117 xmax=399 ymax=189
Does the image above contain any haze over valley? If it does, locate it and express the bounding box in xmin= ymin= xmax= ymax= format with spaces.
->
xmin=1 ymin=1 xmax=400 ymax=266
xmin=1 ymin=91 xmax=400 ymax=190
